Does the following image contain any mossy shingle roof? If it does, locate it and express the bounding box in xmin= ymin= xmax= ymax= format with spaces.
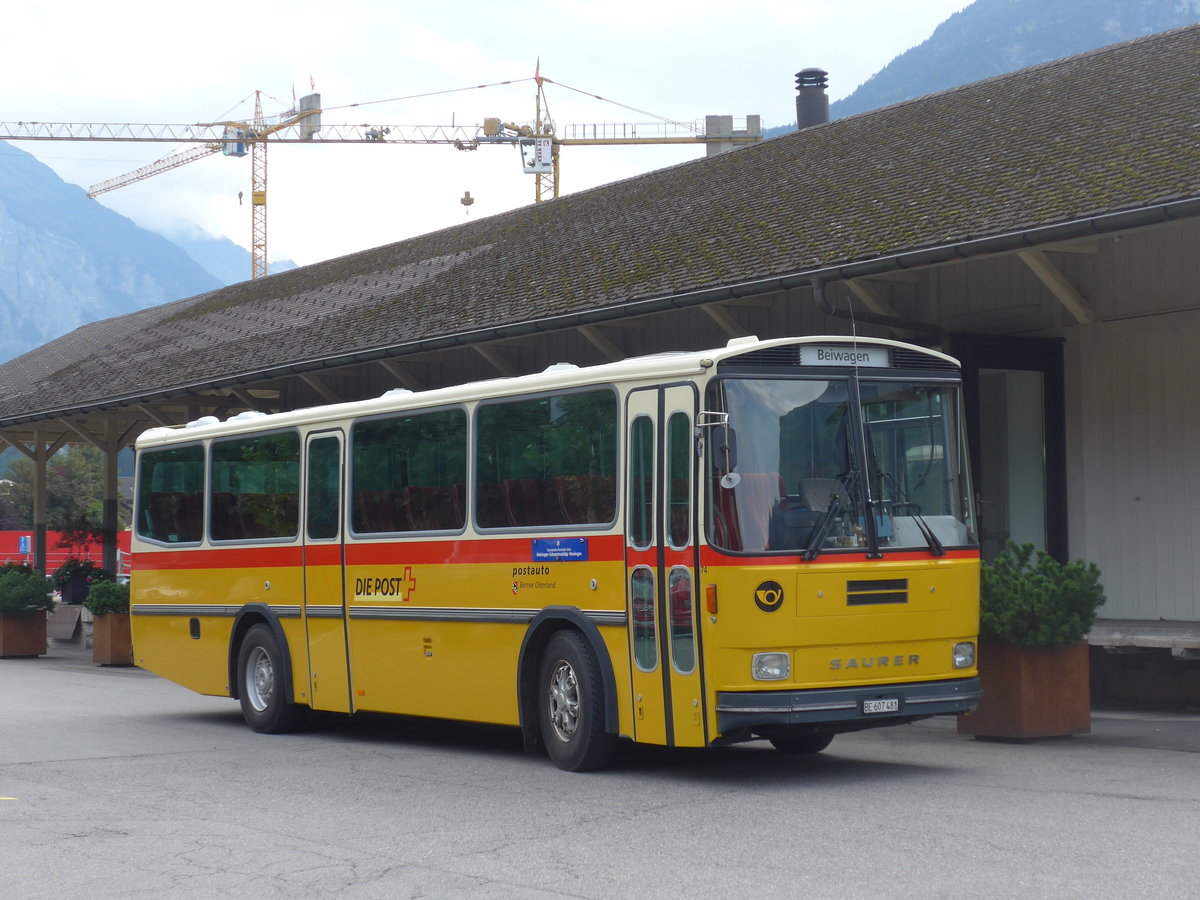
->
xmin=3 ymin=24 xmax=1199 ymax=422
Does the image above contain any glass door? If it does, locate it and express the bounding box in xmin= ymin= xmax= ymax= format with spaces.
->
xmin=625 ymin=384 xmax=706 ymax=747
xmin=953 ymin=334 xmax=1066 ymax=560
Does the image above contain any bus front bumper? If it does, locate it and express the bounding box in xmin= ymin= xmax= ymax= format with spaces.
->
xmin=715 ymin=676 xmax=982 ymax=739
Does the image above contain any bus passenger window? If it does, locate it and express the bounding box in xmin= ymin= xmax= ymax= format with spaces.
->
xmin=136 ymin=445 xmax=204 ymax=544
xmin=350 ymin=409 xmax=466 ymax=534
xmin=475 ymin=388 xmax=617 ymax=530
xmin=210 ymin=432 xmax=300 ymax=541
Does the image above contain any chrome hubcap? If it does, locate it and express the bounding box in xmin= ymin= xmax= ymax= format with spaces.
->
xmin=547 ymin=660 xmax=580 ymax=742
xmin=246 ymin=646 xmax=274 ymax=712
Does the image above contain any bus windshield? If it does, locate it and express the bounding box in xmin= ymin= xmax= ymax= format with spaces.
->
xmin=707 ymin=376 xmax=975 ymax=555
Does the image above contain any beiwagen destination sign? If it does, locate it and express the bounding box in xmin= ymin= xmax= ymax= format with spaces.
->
xmin=801 ymin=344 xmax=889 ymax=367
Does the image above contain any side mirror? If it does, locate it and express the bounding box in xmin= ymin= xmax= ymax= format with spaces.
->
xmin=711 ymin=424 xmax=738 ymax=475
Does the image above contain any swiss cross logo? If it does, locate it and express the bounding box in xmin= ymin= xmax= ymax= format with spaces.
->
xmin=353 ymin=569 xmax=419 ymax=601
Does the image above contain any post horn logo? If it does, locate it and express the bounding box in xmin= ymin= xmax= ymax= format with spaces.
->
xmin=754 ymin=580 xmax=784 ymax=612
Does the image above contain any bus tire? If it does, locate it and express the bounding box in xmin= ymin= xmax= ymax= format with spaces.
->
xmin=237 ymin=624 xmax=304 ymax=734
xmin=768 ymin=732 xmax=834 ymax=755
xmin=538 ymin=630 xmax=616 ymax=772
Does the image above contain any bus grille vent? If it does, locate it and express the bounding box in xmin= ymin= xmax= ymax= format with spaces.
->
xmin=846 ymin=578 xmax=909 ymax=606
xmin=890 ymin=349 xmax=958 ymax=372
xmin=724 ymin=346 xmax=803 ymax=367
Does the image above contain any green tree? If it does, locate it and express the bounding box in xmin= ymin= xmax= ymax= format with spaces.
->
xmin=4 ymin=444 xmax=127 ymax=533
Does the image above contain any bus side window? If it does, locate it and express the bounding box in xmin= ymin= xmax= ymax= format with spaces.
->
xmin=210 ymin=432 xmax=300 ymax=541
xmin=349 ymin=408 xmax=467 ymax=535
xmin=475 ymin=388 xmax=617 ymax=530
xmin=136 ymin=445 xmax=204 ymax=544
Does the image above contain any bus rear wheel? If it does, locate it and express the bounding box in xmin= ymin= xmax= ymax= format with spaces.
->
xmin=237 ymin=624 xmax=304 ymax=734
xmin=538 ymin=630 xmax=616 ymax=772
xmin=768 ymin=732 xmax=834 ymax=755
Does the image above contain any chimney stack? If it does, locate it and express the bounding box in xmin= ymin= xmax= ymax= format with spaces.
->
xmin=795 ymin=68 xmax=829 ymax=129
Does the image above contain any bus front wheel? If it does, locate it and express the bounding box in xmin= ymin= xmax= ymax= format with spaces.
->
xmin=237 ymin=624 xmax=304 ymax=734
xmin=538 ymin=630 xmax=616 ymax=772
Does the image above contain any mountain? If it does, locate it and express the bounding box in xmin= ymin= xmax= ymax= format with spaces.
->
xmin=769 ymin=0 xmax=1200 ymax=135
xmin=171 ymin=229 xmax=297 ymax=286
xmin=0 ymin=141 xmax=223 ymax=361
xmin=0 ymin=142 xmax=298 ymax=362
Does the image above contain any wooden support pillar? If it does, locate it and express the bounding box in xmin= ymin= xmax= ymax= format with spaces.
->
xmin=32 ymin=426 xmax=47 ymax=574
xmin=103 ymin=421 xmax=119 ymax=577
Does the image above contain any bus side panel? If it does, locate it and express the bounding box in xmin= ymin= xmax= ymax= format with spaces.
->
xmin=348 ymin=619 xmax=524 ymax=724
xmin=131 ymin=568 xmax=236 ymax=698
xmin=131 ymin=555 xmax=308 ymax=701
xmin=343 ymin=552 xmax=630 ymax=728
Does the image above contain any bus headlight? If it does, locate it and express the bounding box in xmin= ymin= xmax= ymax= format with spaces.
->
xmin=752 ymin=652 xmax=790 ymax=681
xmin=953 ymin=642 xmax=976 ymax=669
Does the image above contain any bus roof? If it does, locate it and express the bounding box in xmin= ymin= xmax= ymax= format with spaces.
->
xmin=135 ymin=334 xmax=958 ymax=447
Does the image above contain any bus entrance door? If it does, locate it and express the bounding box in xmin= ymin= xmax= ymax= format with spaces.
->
xmin=302 ymin=431 xmax=353 ymax=714
xmin=625 ymin=385 xmax=706 ymax=747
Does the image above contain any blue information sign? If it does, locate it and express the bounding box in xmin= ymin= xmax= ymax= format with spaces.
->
xmin=19 ymin=535 xmax=29 ymax=554
xmin=532 ymin=538 xmax=588 ymax=562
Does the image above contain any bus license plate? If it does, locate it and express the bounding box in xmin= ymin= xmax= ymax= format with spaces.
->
xmin=863 ymin=698 xmax=899 ymax=714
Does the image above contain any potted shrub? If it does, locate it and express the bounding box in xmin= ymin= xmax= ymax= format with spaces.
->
xmin=52 ymin=557 xmax=113 ymax=605
xmin=0 ymin=563 xmax=55 ymax=658
xmin=959 ymin=541 xmax=1105 ymax=739
xmin=84 ymin=580 xmax=133 ymax=666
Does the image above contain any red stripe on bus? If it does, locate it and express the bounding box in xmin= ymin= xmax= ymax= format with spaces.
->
xmin=133 ymin=546 xmax=305 ymax=570
xmin=303 ymin=544 xmax=344 ymax=567
xmin=134 ymin=534 xmax=628 ymax=570
xmin=696 ymin=546 xmax=979 ymax=566
xmin=134 ymin=539 xmax=974 ymax=571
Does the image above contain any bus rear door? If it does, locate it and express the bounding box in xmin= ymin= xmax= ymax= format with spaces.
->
xmin=625 ymin=384 xmax=706 ymax=747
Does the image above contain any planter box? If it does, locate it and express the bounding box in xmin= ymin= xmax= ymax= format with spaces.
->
xmin=0 ymin=612 xmax=48 ymax=658
xmin=958 ymin=639 xmax=1091 ymax=739
xmin=92 ymin=613 xmax=133 ymax=666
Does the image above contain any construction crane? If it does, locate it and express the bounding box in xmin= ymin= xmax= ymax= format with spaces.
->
xmin=1 ymin=74 xmax=761 ymax=278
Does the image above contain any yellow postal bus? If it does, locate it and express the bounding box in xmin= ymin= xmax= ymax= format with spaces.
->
xmin=131 ymin=335 xmax=981 ymax=770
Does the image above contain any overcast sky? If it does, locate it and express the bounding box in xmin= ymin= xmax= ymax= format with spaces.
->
xmin=5 ymin=0 xmax=967 ymax=269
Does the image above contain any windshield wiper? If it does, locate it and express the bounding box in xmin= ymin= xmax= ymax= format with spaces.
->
xmin=803 ymin=473 xmax=855 ymax=562
xmin=881 ymin=471 xmax=945 ymax=557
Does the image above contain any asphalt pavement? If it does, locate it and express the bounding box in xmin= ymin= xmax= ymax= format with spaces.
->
xmin=4 ymin=640 xmax=1199 ymax=898
xmin=31 ymin=638 xmax=1200 ymax=754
